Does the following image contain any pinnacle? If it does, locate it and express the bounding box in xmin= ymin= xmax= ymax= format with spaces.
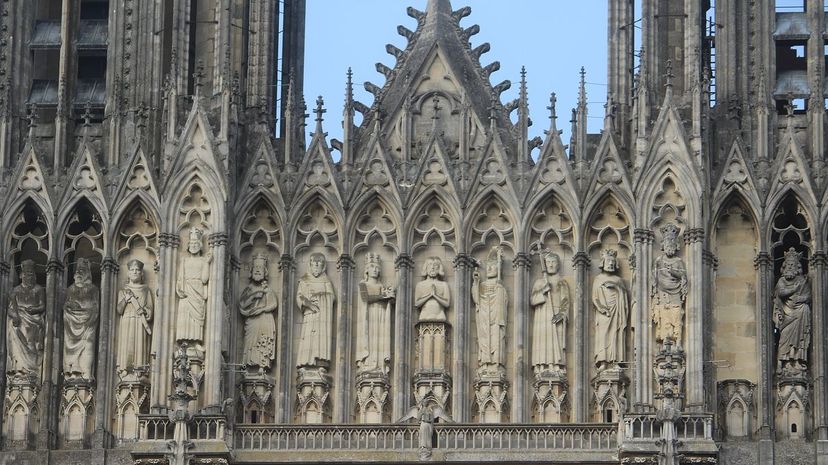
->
xmin=426 ymin=0 xmax=453 ymax=16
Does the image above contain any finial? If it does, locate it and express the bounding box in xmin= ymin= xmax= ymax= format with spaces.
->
xmin=193 ymin=59 xmax=205 ymax=96
xmin=314 ymin=96 xmax=326 ymax=133
xmin=81 ymin=101 xmax=93 ymax=138
xmin=578 ymin=66 xmax=587 ymax=108
xmin=26 ymin=103 xmax=38 ymax=139
xmin=519 ymin=66 xmax=528 ymax=102
xmin=547 ymin=92 xmax=558 ymax=134
xmin=665 ymin=59 xmax=674 ymax=90
xmin=431 ymin=95 xmax=442 ymax=121
xmin=489 ymin=92 xmax=498 ymax=129
xmin=785 ymin=93 xmax=796 ymax=119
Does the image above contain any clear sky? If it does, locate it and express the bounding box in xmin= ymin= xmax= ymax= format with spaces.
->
xmin=304 ymin=1 xmax=609 ymax=153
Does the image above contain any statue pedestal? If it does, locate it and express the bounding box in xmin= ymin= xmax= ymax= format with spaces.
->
xmin=412 ymin=371 xmax=451 ymax=413
xmin=296 ymin=367 xmax=331 ymax=423
xmin=654 ymin=340 xmax=686 ymax=411
xmin=59 ymin=378 xmax=94 ymax=447
xmin=115 ymin=368 xmax=150 ymax=443
xmin=413 ymin=320 xmax=452 ymax=413
xmin=239 ymin=370 xmax=274 ymax=424
xmin=355 ymin=371 xmax=389 ymax=423
xmin=533 ymin=370 xmax=568 ymax=423
xmin=591 ymin=367 xmax=627 ymax=423
xmin=776 ymin=372 xmax=810 ymax=440
xmin=3 ymin=374 xmax=40 ymax=449
xmin=474 ymin=368 xmax=508 ymax=423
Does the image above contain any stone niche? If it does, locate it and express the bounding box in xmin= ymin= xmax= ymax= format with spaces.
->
xmin=717 ymin=379 xmax=755 ymax=440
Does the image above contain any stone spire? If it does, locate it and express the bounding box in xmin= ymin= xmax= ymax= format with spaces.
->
xmin=342 ymin=68 xmax=354 ymax=168
xmin=517 ymin=66 xmax=530 ymax=162
xmin=574 ymin=67 xmax=588 ymax=162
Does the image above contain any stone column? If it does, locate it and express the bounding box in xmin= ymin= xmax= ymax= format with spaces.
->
xmin=0 ymin=260 xmax=9 ymax=435
xmin=38 ymin=258 xmax=63 ymax=449
xmin=702 ymin=249 xmax=719 ymax=412
xmin=754 ymin=251 xmax=774 ymax=464
xmin=203 ymin=232 xmax=228 ymax=412
xmin=510 ymin=252 xmax=530 ymax=422
xmin=684 ymin=228 xmax=705 ymax=411
xmin=632 ymin=228 xmax=654 ymax=411
xmin=151 ymin=233 xmax=180 ymax=412
xmin=392 ymin=254 xmax=414 ymax=420
xmin=277 ymin=254 xmax=295 ymax=423
xmin=452 ymin=254 xmax=473 ymax=421
xmin=811 ymin=250 xmax=828 ymax=458
xmin=572 ymin=251 xmax=589 ymax=422
xmin=92 ymin=257 xmax=118 ymax=447
xmin=334 ymin=254 xmax=355 ymax=422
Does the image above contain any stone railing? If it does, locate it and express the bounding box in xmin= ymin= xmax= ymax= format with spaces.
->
xmin=138 ymin=414 xmax=226 ymax=441
xmin=622 ymin=413 xmax=714 ymax=441
xmin=235 ymin=423 xmax=618 ymax=451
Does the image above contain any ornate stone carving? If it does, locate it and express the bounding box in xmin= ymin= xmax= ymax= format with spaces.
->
xmin=413 ymin=257 xmax=452 ymax=413
xmin=593 ymin=249 xmax=629 ymax=371
xmin=175 ymin=227 xmax=212 ymax=355
xmin=651 ymin=223 xmax=688 ymax=347
xmin=6 ymin=259 xmax=46 ymax=381
xmin=773 ymin=248 xmax=811 ymax=378
xmin=355 ymin=253 xmax=395 ymax=375
xmin=239 ymin=253 xmax=278 ymax=370
xmin=530 ymin=250 xmax=569 ymax=376
xmin=63 ymin=258 xmax=100 ymax=380
xmin=116 ymin=259 xmax=154 ymax=373
xmin=717 ymin=379 xmax=755 ymax=439
xmin=472 ymin=247 xmax=508 ymax=375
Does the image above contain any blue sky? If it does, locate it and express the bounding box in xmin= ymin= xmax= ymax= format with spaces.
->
xmin=303 ymin=1 xmax=610 ymax=151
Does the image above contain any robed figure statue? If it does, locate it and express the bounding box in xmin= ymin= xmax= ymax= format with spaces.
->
xmin=239 ymin=253 xmax=278 ymax=369
xmin=296 ymin=253 xmax=336 ymax=368
xmin=63 ymin=258 xmax=100 ymax=379
xmin=472 ymin=247 xmax=508 ymax=374
xmin=530 ymin=251 xmax=570 ymax=375
xmin=116 ymin=259 xmax=154 ymax=372
xmin=773 ymin=247 xmax=811 ymax=376
xmin=355 ymin=253 xmax=396 ymax=375
xmin=593 ymin=249 xmax=629 ymax=371
xmin=6 ymin=259 xmax=46 ymax=379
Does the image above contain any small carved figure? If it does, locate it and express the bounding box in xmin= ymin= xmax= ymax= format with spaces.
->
xmin=651 ymin=224 xmax=688 ymax=346
xmin=593 ymin=249 xmax=629 ymax=371
xmin=63 ymin=258 xmax=100 ymax=379
xmin=239 ymin=253 xmax=278 ymax=370
xmin=116 ymin=259 xmax=154 ymax=372
xmin=398 ymin=401 xmax=453 ymax=461
xmin=773 ymin=248 xmax=811 ymax=376
xmin=355 ymin=253 xmax=396 ymax=375
xmin=414 ymin=257 xmax=451 ymax=322
xmin=296 ymin=253 xmax=336 ymax=368
xmin=530 ymin=250 xmax=570 ymax=375
xmin=472 ymin=247 xmax=508 ymax=374
xmin=175 ymin=227 xmax=212 ymax=350
xmin=6 ymin=260 xmax=46 ymax=378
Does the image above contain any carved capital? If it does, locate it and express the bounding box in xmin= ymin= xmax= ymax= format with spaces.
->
xmin=46 ymin=258 xmax=64 ymax=274
xmin=101 ymin=257 xmax=119 ymax=273
xmin=633 ymin=228 xmax=655 ymax=244
xmin=572 ymin=252 xmax=590 ymax=268
xmin=683 ymin=228 xmax=705 ymax=245
xmin=512 ymin=252 xmax=532 ymax=270
xmin=230 ymin=255 xmax=241 ymax=272
xmin=810 ymin=251 xmax=828 ymax=268
xmin=394 ymin=253 xmax=414 ymax=270
xmin=702 ymin=250 xmax=718 ymax=270
xmin=278 ymin=254 xmax=295 ymax=272
xmin=0 ymin=260 xmax=9 ymax=275
xmin=207 ymin=233 xmax=228 ymax=248
xmin=452 ymin=253 xmax=475 ymax=270
xmin=754 ymin=252 xmax=772 ymax=270
xmin=159 ymin=232 xmax=180 ymax=248
xmin=337 ymin=254 xmax=355 ymax=271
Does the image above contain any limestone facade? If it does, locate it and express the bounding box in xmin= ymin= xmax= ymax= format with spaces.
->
xmin=0 ymin=0 xmax=826 ymax=464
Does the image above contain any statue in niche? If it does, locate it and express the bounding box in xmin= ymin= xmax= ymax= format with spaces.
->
xmin=355 ymin=253 xmax=396 ymax=375
xmin=175 ymin=227 xmax=212 ymax=351
xmin=414 ymin=257 xmax=450 ymax=323
xmin=773 ymin=248 xmax=811 ymax=376
xmin=239 ymin=253 xmax=278 ymax=370
xmin=116 ymin=259 xmax=154 ymax=373
xmin=472 ymin=247 xmax=508 ymax=374
xmin=296 ymin=253 xmax=335 ymax=369
xmin=651 ymin=223 xmax=688 ymax=346
xmin=6 ymin=259 xmax=46 ymax=379
xmin=63 ymin=258 xmax=100 ymax=379
xmin=530 ymin=250 xmax=570 ymax=375
xmin=593 ymin=249 xmax=629 ymax=371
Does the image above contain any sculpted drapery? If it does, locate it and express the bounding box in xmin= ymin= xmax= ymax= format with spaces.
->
xmin=6 ymin=259 xmax=46 ymax=378
xmin=63 ymin=258 xmax=100 ymax=379
xmin=175 ymin=227 xmax=212 ymax=348
xmin=296 ymin=253 xmax=336 ymax=368
xmin=116 ymin=259 xmax=154 ymax=371
xmin=355 ymin=253 xmax=395 ymax=375
xmin=239 ymin=253 xmax=278 ymax=369
xmin=651 ymin=224 xmax=688 ymax=346
xmin=472 ymin=247 xmax=508 ymax=373
xmin=593 ymin=249 xmax=629 ymax=371
xmin=774 ymin=248 xmax=811 ymax=375
xmin=530 ymin=251 xmax=569 ymax=374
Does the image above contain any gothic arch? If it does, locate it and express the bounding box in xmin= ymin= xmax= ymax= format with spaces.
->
xmin=57 ymin=198 xmax=106 ymax=271
xmin=522 ymin=189 xmax=578 ymax=254
xmin=163 ymin=174 xmax=224 ymax=231
xmin=288 ymin=192 xmax=344 ymax=256
xmin=3 ymin=197 xmax=52 ymax=263
xmin=711 ymin=192 xmax=760 ymax=247
xmin=765 ymin=188 xmax=817 ymax=249
xmin=234 ymin=194 xmax=285 ymax=257
xmin=765 ymin=192 xmax=814 ymax=257
xmin=347 ymin=191 xmax=402 ymax=255
xmin=405 ymin=188 xmax=461 ymax=254
xmin=637 ymin=168 xmax=701 ymax=230
xmin=2 ymin=194 xmax=54 ymax=258
xmin=464 ymin=189 xmax=517 ymax=255
xmin=582 ymin=192 xmax=633 ymax=254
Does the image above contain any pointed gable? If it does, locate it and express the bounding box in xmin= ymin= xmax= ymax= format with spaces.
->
xmin=584 ymin=130 xmax=633 ymax=203
xmin=237 ymin=137 xmax=286 ymax=212
xmin=712 ymin=139 xmax=762 ymax=210
xmin=57 ymin=141 xmax=109 ymax=219
xmin=291 ymin=130 xmax=344 ymax=208
xmin=404 ymin=134 xmax=462 ymax=208
xmin=348 ymin=135 xmax=402 ymax=208
xmin=767 ymin=117 xmax=817 ymax=206
xmin=112 ymin=145 xmax=161 ymax=211
xmin=2 ymin=143 xmax=54 ymax=216
xmin=464 ymin=137 xmax=518 ymax=207
xmin=163 ymin=102 xmax=227 ymax=199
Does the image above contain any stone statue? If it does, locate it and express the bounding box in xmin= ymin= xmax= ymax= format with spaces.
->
xmin=63 ymin=258 xmax=100 ymax=379
xmin=6 ymin=259 xmax=46 ymax=378
xmin=530 ymin=250 xmax=570 ymax=375
xmin=296 ymin=253 xmax=336 ymax=368
xmin=593 ymin=249 xmax=629 ymax=371
xmin=175 ymin=227 xmax=212 ymax=350
xmin=116 ymin=259 xmax=154 ymax=372
xmin=651 ymin=223 xmax=688 ymax=346
xmin=239 ymin=253 xmax=278 ymax=370
xmin=355 ymin=253 xmax=396 ymax=375
xmin=773 ymin=248 xmax=811 ymax=376
xmin=414 ymin=257 xmax=451 ymax=322
xmin=472 ymin=247 xmax=508 ymax=374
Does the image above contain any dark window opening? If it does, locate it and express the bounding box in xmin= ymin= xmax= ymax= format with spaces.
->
xmin=249 ymin=410 xmax=259 ymax=424
xmin=704 ymin=0 xmax=716 ymax=107
xmin=603 ymin=408 xmax=614 ymax=423
xmin=77 ymin=54 xmax=107 ymax=80
xmin=80 ymin=0 xmax=109 ymax=21
xmin=791 ymin=423 xmax=798 ymax=433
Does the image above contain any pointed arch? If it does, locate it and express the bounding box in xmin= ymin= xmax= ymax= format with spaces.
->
xmin=464 ymin=188 xmax=518 ymax=254
xmin=582 ymin=191 xmax=634 ymax=254
xmin=523 ymin=188 xmax=578 ymax=254
xmin=636 ymin=165 xmax=702 ymax=229
xmin=287 ymin=189 xmax=344 ymax=256
xmin=234 ymin=192 xmax=285 ymax=257
xmin=711 ymin=191 xmax=760 ymax=247
xmin=765 ymin=191 xmax=814 ymax=257
xmin=347 ymin=190 xmax=402 ymax=256
xmin=163 ymin=171 xmax=225 ymax=230
xmin=3 ymin=195 xmax=53 ymax=261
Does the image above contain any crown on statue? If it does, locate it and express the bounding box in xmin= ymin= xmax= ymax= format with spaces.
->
xmin=189 ymin=227 xmax=204 ymax=242
xmin=486 ymin=246 xmax=503 ymax=265
xmin=783 ymin=247 xmax=802 ymax=270
xmin=252 ymin=253 xmax=268 ymax=266
xmin=76 ymin=257 xmax=91 ymax=274
xmin=601 ymin=249 xmax=618 ymax=261
xmin=661 ymin=223 xmax=680 ymax=242
xmin=365 ymin=252 xmax=382 ymax=266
